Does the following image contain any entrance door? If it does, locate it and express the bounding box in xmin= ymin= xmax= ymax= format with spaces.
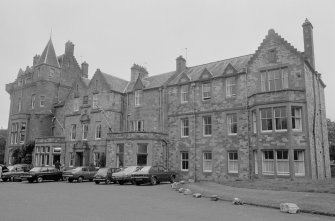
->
xmin=76 ymin=152 xmax=83 ymax=166
xmin=53 ymin=155 xmax=60 ymax=166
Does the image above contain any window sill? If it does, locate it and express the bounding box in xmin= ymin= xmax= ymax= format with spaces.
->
xmin=228 ymin=133 xmax=237 ymax=136
xmin=274 ymin=130 xmax=288 ymax=133
xmin=203 ymin=171 xmax=212 ymax=174
xmin=202 ymin=98 xmax=211 ymax=102
xmin=180 ymin=170 xmax=189 ymax=173
xmin=203 ymin=135 xmax=212 ymax=137
xmin=181 ymin=136 xmax=189 ymax=138
xmin=226 ymin=95 xmax=236 ymax=99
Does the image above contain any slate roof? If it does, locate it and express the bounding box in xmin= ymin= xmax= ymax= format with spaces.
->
xmin=36 ymin=39 xmax=60 ymax=68
xmin=125 ymin=71 xmax=176 ymax=92
xmin=100 ymin=72 xmax=129 ymax=93
xmin=168 ymin=54 xmax=252 ymax=85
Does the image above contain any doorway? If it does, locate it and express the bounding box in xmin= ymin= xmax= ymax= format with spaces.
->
xmin=53 ymin=155 xmax=60 ymax=166
xmin=76 ymin=152 xmax=83 ymax=166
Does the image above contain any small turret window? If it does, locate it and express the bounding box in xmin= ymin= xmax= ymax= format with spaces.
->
xmin=40 ymin=96 xmax=45 ymax=107
xmin=135 ymin=90 xmax=142 ymax=106
xmin=49 ymin=68 xmax=55 ymax=78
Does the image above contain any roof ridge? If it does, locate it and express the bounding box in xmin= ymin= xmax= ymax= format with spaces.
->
xmin=187 ymin=54 xmax=253 ymax=69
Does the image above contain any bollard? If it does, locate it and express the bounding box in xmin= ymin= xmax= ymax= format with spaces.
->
xmin=193 ymin=193 xmax=202 ymax=198
xmin=184 ymin=189 xmax=192 ymax=195
xmin=210 ymin=195 xmax=218 ymax=201
xmin=280 ymin=203 xmax=300 ymax=214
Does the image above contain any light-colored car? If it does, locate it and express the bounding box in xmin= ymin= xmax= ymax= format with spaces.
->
xmin=63 ymin=166 xmax=98 ymax=182
xmin=112 ymin=166 xmax=142 ymax=185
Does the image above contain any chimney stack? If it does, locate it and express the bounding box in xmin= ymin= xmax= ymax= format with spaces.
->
xmin=176 ymin=56 xmax=186 ymax=74
xmin=33 ymin=54 xmax=40 ymax=66
xmin=65 ymin=41 xmax=74 ymax=56
xmin=81 ymin=61 xmax=88 ymax=78
xmin=302 ymin=18 xmax=315 ymax=69
xmin=131 ymin=64 xmax=149 ymax=82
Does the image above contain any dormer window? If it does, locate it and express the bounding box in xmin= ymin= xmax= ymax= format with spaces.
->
xmin=94 ymin=79 xmax=98 ymax=91
xmin=93 ymin=94 xmax=99 ymax=109
xmin=73 ymin=98 xmax=79 ymax=111
xmin=49 ymin=68 xmax=55 ymax=78
xmin=37 ymin=68 xmax=40 ymax=78
xmin=202 ymin=83 xmax=211 ymax=100
xmin=18 ymin=97 xmax=22 ymax=112
xmin=226 ymin=77 xmax=236 ymax=97
xmin=135 ymin=90 xmax=142 ymax=107
xmin=180 ymin=85 xmax=189 ymax=103
xmin=40 ymin=96 xmax=45 ymax=107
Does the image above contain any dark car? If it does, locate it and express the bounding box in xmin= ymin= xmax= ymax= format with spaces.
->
xmin=112 ymin=166 xmax=142 ymax=185
xmin=21 ymin=166 xmax=63 ymax=183
xmin=93 ymin=168 xmax=120 ymax=184
xmin=0 ymin=164 xmax=9 ymax=173
xmin=1 ymin=164 xmax=33 ymax=182
xmin=131 ymin=165 xmax=177 ymax=185
xmin=63 ymin=166 xmax=98 ymax=183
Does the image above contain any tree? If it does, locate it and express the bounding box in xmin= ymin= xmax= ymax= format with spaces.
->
xmin=11 ymin=141 xmax=35 ymax=164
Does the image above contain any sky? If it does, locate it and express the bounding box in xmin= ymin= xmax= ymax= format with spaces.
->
xmin=0 ymin=0 xmax=334 ymax=129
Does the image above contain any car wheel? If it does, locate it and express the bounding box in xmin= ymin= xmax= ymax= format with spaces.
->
xmin=118 ymin=181 xmax=124 ymax=185
xmin=37 ymin=177 xmax=43 ymax=183
xmin=95 ymin=181 xmax=100 ymax=184
xmin=170 ymin=175 xmax=176 ymax=183
xmin=150 ymin=176 xmax=157 ymax=185
xmin=2 ymin=178 xmax=8 ymax=182
xmin=28 ymin=179 xmax=33 ymax=183
xmin=135 ymin=181 xmax=140 ymax=186
xmin=68 ymin=178 xmax=73 ymax=183
xmin=10 ymin=176 xmax=15 ymax=182
xmin=106 ymin=179 xmax=111 ymax=185
xmin=77 ymin=176 xmax=83 ymax=183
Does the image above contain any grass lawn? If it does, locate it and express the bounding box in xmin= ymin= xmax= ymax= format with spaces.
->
xmin=218 ymin=178 xmax=335 ymax=194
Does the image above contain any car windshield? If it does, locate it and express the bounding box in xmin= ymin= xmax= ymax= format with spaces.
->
xmin=124 ymin=166 xmax=141 ymax=173
xmin=96 ymin=168 xmax=109 ymax=175
xmin=30 ymin=167 xmax=42 ymax=172
xmin=71 ymin=167 xmax=83 ymax=172
xmin=138 ymin=166 xmax=151 ymax=173
xmin=7 ymin=166 xmax=15 ymax=171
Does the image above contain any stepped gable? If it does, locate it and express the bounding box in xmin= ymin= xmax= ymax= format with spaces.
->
xmin=168 ymin=54 xmax=252 ymax=85
xmin=36 ymin=38 xmax=60 ymax=68
xmin=99 ymin=71 xmax=129 ymax=93
xmin=248 ymin=29 xmax=302 ymax=66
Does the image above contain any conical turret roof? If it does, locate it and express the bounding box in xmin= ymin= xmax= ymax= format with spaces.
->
xmin=36 ymin=38 xmax=60 ymax=68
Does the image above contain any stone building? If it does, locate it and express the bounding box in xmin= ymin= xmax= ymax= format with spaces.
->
xmin=5 ymin=19 xmax=331 ymax=181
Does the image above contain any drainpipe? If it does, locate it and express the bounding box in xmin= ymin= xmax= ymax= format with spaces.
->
xmin=245 ymin=67 xmax=252 ymax=180
xmin=191 ymin=82 xmax=196 ymax=182
xmin=312 ymin=72 xmax=318 ymax=179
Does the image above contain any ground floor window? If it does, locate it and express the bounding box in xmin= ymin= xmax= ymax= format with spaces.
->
xmin=294 ymin=150 xmax=305 ymax=176
xmin=69 ymin=152 xmax=74 ymax=167
xmin=35 ymin=146 xmax=50 ymax=166
xmin=262 ymin=150 xmax=274 ymax=175
xmin=93 ymin=152 xmax=100 ymax=167
xmin=228 ymin=151 xmax=238 ymax=173
xmin=276 ymin=150 xmax=289 ymax=175
xmin=137 ymin=143 xmax=148 ymax=166
xmin=181 ymin=152 xmax=189 ymax=171
xmin=203 ymin=152 xmax=212 ymax=172
xmin=254 ymin=150 xmax=258 ymax=175
xmin=116 ymin=144 xmax=124 ymax=168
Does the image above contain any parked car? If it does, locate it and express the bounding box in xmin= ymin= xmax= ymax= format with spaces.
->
xmin=63 ymin=166 xmax=98 ymax=183
xmin=21 ymin=166 xmax=63 ymax=183
xmin=93 ymin=168 xmax=120 ymax=184
xmin=0 ymin=164 xmax=9 ymax=173
xmin=112 ymin=166 xmax=142 ymax=185
xmin=131 ymin=165 xmax=177 ymax=185
xmin=1 ymin=164 xmax=33 ymax=182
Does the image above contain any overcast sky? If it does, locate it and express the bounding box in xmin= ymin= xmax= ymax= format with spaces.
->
xmin=0 ymin=0 xmax=334 ymax=129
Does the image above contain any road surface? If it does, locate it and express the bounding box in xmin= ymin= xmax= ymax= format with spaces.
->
xmin=0 ymin=181 xmax=332 ymax=221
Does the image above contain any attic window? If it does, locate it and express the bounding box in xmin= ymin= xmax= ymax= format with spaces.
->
xmin=135 ymin=90 xmax=142 ymax=107
xmin=268 ymin=49 xmax=277 ymax=63
xmin=95 ymin=79 xmax=98 ymax=91
xmin=83 ymin=96 xmax=88 ymax=104
xmin=49 ymin=68 xmax=55 ymax=78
